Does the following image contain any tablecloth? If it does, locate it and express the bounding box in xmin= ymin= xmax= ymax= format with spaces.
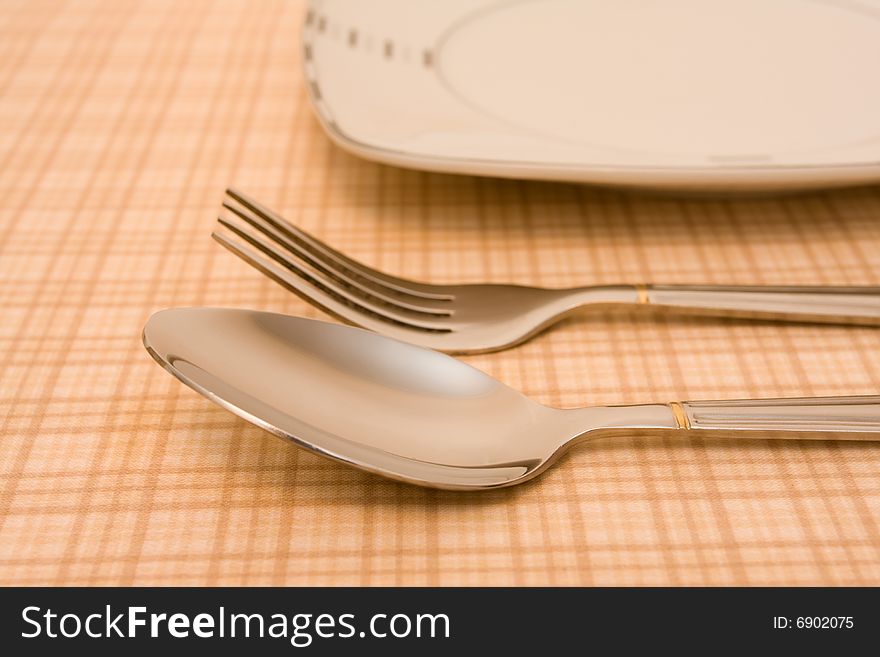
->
xmin=1 ymin=0 xmax=879 ymax=586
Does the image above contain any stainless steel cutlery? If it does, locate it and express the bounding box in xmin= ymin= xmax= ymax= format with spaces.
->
xmin=141 ymin=191 xmax=880 ymax=489
xmin=143 ymin=308 xmax=880 ymax=490
xmin=213 ymin=188 xmax=880 ymax=354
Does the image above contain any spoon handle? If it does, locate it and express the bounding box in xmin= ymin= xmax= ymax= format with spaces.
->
xmin=669 ymin=395 xmax=880 ymax=440
xmin=643 ymin=284 xmax=880 ymax=326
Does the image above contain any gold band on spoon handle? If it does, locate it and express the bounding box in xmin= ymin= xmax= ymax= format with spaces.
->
xmin=666 ymin=395 xmax=880 ymax=440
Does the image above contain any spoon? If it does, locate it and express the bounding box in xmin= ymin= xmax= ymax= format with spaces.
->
xmin=143 ymin=308 xmax=880 ymax=490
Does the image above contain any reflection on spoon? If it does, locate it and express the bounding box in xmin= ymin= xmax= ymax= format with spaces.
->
xmin=144 ymin=308 xmax=880 ymax=490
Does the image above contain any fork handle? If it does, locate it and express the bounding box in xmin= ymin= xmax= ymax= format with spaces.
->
xmin=642 ymin=284 xmax=880 ymax=325
xmin=667 ymin=395 xmax=880 ymax=440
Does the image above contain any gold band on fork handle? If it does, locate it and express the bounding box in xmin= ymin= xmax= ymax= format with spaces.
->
xmin=643 ymin=284 xmax=880 ymax=326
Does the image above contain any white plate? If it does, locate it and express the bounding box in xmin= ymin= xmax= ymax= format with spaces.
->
xmin=302 ymin=0 xmax=880 ymax=192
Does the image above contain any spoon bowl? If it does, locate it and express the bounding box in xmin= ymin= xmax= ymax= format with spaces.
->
xmin=143 ymin=308 xmax=880 ymax=490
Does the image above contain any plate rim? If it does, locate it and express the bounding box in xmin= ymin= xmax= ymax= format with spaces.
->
xmin=300 ymin=0 xmax=880 ymax=189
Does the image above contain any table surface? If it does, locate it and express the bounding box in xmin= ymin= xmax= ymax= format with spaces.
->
xmin=2 ymin=0 xmax=880 ymax=586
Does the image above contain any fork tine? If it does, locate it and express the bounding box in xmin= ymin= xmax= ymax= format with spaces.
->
xmin=212 ymin=232 xmax=451 ymax=336
xmin=225 ymin=188 xmax=453 ymax=301
xmin=215 ymin=219 xmax=453 ymax=332
xmin=221 ymin=200 xmax=452 ymax=316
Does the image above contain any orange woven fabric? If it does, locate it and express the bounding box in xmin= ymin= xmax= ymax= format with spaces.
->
xmin=1 ymin=0 xmax=879 ymax=585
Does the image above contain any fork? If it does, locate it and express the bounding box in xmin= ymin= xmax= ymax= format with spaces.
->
xmin=213 ymin=188 xmax=880 ymax=354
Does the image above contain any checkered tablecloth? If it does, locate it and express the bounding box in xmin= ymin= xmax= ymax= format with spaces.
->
xmin=1 ymin=0 xmax=879 ymax=586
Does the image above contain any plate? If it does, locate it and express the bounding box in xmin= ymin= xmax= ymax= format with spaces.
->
xmin=302 ymin=0 xmax=880 ymax=192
